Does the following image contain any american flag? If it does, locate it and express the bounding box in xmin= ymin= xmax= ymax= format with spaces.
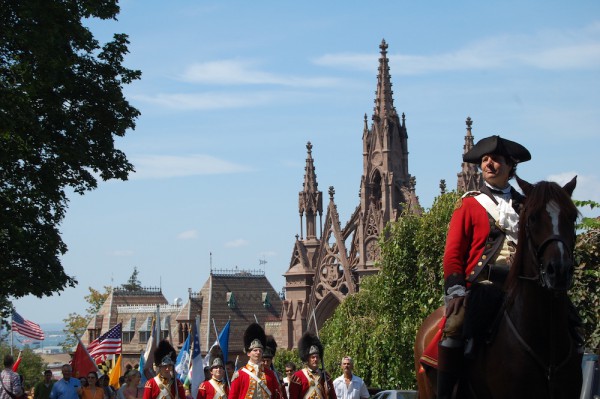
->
xmin=88 ymin=323 xmax=122 ymax=361
xmin=11 ymin=310 xmax=45 ymax=341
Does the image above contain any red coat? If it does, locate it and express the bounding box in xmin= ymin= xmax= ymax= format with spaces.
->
xmin=196 ymin=379 xmax=228 ymax=399
xmin=229 ymin=364 xmax=281 ymax=399
xmin=443 ymin=195 xmax=492 ymax=288
xmin=143 ymin=376 xmax=186 ymax=399
xmin=288 ymin=369 xmax=336 ymax=399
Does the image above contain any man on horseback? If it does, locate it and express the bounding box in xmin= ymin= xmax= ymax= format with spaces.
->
xmin=437 ymin=135 xmax=530 ymax=399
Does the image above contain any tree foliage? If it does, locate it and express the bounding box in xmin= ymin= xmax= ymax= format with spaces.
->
xmin=572 ymin=228 xmax=600 ymax=351
xmin=0 ymin=0 xmax=141 ymax=316
xmin=321 ymin=192 xmax=460 ymax=389
xmin=0 ymin=345 xmax=46 ymax=389
xmin=62 ymin=285 xmax=111 ymax=351
xmin=121 ymin=267 xmax=142 ymax=292
xmin=273 ymin=348 xmax=300 ymax=373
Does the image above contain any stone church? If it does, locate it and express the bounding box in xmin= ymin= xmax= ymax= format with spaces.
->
xmin=276 ymin=41 xmax=485 ymax=349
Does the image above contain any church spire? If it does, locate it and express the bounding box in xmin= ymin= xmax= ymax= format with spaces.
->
xmin=457 ymin=116 xmax=483 ymax=192
xmin=299 ymin=141 xmax=323 ymax=241
xmin=373 ymin=39 xmax=397 ymax=122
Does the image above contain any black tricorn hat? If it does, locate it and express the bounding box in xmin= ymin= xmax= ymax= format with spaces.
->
xmin=463 ymin=135 xmax=531 ymax=164
xmin=154 ymin=340 xmax=177 ymax=367
xmin=243 ymin=323 xmax=266 ymax=353
xmin=298 ymin=332 xmax=323 ymax=362
xmin=263 ymin=335 xmax=277 ymax=359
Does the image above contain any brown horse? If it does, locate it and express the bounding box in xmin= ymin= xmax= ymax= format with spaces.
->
xmin=414 ymin=176 xmax=582 ymax=399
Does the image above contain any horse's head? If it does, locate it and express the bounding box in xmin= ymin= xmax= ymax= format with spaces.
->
xmin=515 ymin=176 xmax=578 ymax=291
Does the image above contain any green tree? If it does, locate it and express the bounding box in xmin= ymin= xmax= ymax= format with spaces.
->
xmin=121 ymin=267 xmax=142 ymax=292
xmin=0 ymin=345 xmax=46 ymax=389
xmin=0 ymin=0 xmax=141 ymax=316
xmin=572 ymin=228 xmax=600 ymax=351
xmin=273 ymin=348 xmax=300 ymax=373
xmin=62 ymin=285 xmax=111 ymax=351
xmin=321 ymin=192 xmax=459 ymax=389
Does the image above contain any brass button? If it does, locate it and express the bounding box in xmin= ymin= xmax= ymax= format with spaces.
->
xmin=482 ymin=255 xmax=487 ymax=260
xmin=478 ymin=261 xmax=483 ymax=266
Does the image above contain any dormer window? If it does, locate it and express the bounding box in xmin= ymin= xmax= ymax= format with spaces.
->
xmin=226 ymin=292 xmax=236 ymax=308
xmin=262 ymin=292 xmax=271 ymax=308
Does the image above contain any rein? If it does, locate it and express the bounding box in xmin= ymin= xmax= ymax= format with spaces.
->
xmin=517 ymin=222 xmax=574 ymax=289
xmin=503 ymin=309 xmax=574 ymax=399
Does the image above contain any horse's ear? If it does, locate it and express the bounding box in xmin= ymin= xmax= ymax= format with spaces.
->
xmin=562 ymin=175 xmax=577 ymax=197
xmin=516 ymin=175 xmax=534 ymax=196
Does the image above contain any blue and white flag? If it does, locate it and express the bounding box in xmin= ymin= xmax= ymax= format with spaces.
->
xmin=190 ymin=319 xmax=203 ymax=396
xmin=175 ymin=333 xmax=191 ymax=382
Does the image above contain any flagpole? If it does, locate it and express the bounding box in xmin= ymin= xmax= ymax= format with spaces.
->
xmin=10 ymin=311 xmax=14 ymax=356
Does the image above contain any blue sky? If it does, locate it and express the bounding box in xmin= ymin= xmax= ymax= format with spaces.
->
xmin=13 ymin=0 xmax=600 ymax=327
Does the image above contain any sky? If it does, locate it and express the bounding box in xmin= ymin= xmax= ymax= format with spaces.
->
xmin=12 ymin=0 xmax=600 ymax=329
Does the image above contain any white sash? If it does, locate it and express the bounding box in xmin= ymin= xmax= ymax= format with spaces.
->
xmin=301 ymin=369 xmax=323 ymax=399
xmin=153 ymin=376 xmax=173 ymax=399
xmin=208 ymin=379 xmax=226 ymax=399
xmin=241 ymin=368 xmax=272 ymax=397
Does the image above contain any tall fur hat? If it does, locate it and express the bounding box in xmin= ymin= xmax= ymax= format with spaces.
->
xmin=243 ymin=323 xmax=266 ymax=353
xmin=263 ymin=335 xmax=277 ymax=359
xmin=298 ymin=332 xmax=323 ymax=362
xmin=208 ymin=345 xmax=224 ymax=370
xmin=154 ymin=340 xmax=177 ymax=367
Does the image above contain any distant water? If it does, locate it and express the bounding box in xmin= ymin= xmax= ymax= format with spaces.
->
xmin=11 ymin=329 xmax=67 ymax=351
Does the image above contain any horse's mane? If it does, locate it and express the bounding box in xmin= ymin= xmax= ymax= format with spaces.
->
xmin=505 ymin=180 xmax=579 ymax=293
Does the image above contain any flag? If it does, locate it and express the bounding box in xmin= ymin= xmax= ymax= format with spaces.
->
xmin=11 ymin=310 xmax=45 ymax=340
xmin=12 ymin=352 xmax=21 ymax=372
xmin=72 ymin=336 xmax=99 ymax=378
xmin=139 ymin=350 xmax=147 ymax=385
xmin=175 ymin=333 xmax=191 ymax=382
xmin=87 ymin=323 xmax=122 ymax=361
xmin=109 ymin=354 xmax=122 ymax=389
xmin=218 ymin=320 xmax=230 ymax=364
xmin=203 ymin=320 xmax=231 ymax=367
xmin=190 ymin=319 xmax=203 ymax=396
xmin=142 ymin=315 xmax=157 ymax=381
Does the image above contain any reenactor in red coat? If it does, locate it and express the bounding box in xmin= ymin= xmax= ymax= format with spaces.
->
xmin=197 ymin=355 xmax=228 ymax=399
xmin=143 ymin=340 xmax=187 ymax=399
xmin=288 ymin=333 xmax=336 ymax=399
xmin=229 ymin=324 xmax=281 ymax=399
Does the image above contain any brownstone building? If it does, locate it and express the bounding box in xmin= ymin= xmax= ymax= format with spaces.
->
xmin=277 ymin=40 xmax=420 ymax=349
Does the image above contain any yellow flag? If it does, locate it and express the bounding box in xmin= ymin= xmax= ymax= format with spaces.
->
xmin=109 ymin=354 xmax=122 ymax=388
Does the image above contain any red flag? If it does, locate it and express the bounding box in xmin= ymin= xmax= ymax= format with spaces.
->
xmin=72 ymin=338 xmax=98 ymax=378
xmin=12 ymin=352 xmax=21 ymax=372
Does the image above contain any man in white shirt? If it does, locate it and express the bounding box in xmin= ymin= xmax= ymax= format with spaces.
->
xmin=332 ymin=357 xmax=368 ymax=399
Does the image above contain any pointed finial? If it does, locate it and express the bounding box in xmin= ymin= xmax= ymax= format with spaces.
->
xmin=306 ymin=141 xmax=313 ymax=154
xmin=328 ymin=186 xmax=335 ymax=199
xmin=439 ymin=179 xmax=447 ymax=195
xmin=295 ymin=234 xmax=299 ymax=241
xmin=380 ymin=39 xmax=388 ymax=54
xmin=466 ymin=116 xmax=472 ymax=129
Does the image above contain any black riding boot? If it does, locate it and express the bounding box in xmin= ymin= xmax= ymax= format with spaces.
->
xmin=437 ymin=342 xmax=463 ymax=399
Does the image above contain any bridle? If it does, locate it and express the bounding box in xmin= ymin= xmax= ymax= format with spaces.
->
xmin=518 ymin=218 xmax=575 ymax=290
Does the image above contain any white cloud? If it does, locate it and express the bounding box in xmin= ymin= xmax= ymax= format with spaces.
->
xmin=546 ymin=172 xmax=600 ymax=203
xmin=180 ymin=59 xmax=342 ymax=87
xmin=131 ymin=154 xmax=253 ymax=179
xmin=313 ymin=23 xmax=600 ymax=74
xmin=112 ymin=250 xmax=134 ymax=257
xmin=133 ymin=92 xmax=280 ymax=110
xmin=224 ymin=239 xmax=249 ymax=248
xmin=177 ymin=230 xmax=198 ymax=240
